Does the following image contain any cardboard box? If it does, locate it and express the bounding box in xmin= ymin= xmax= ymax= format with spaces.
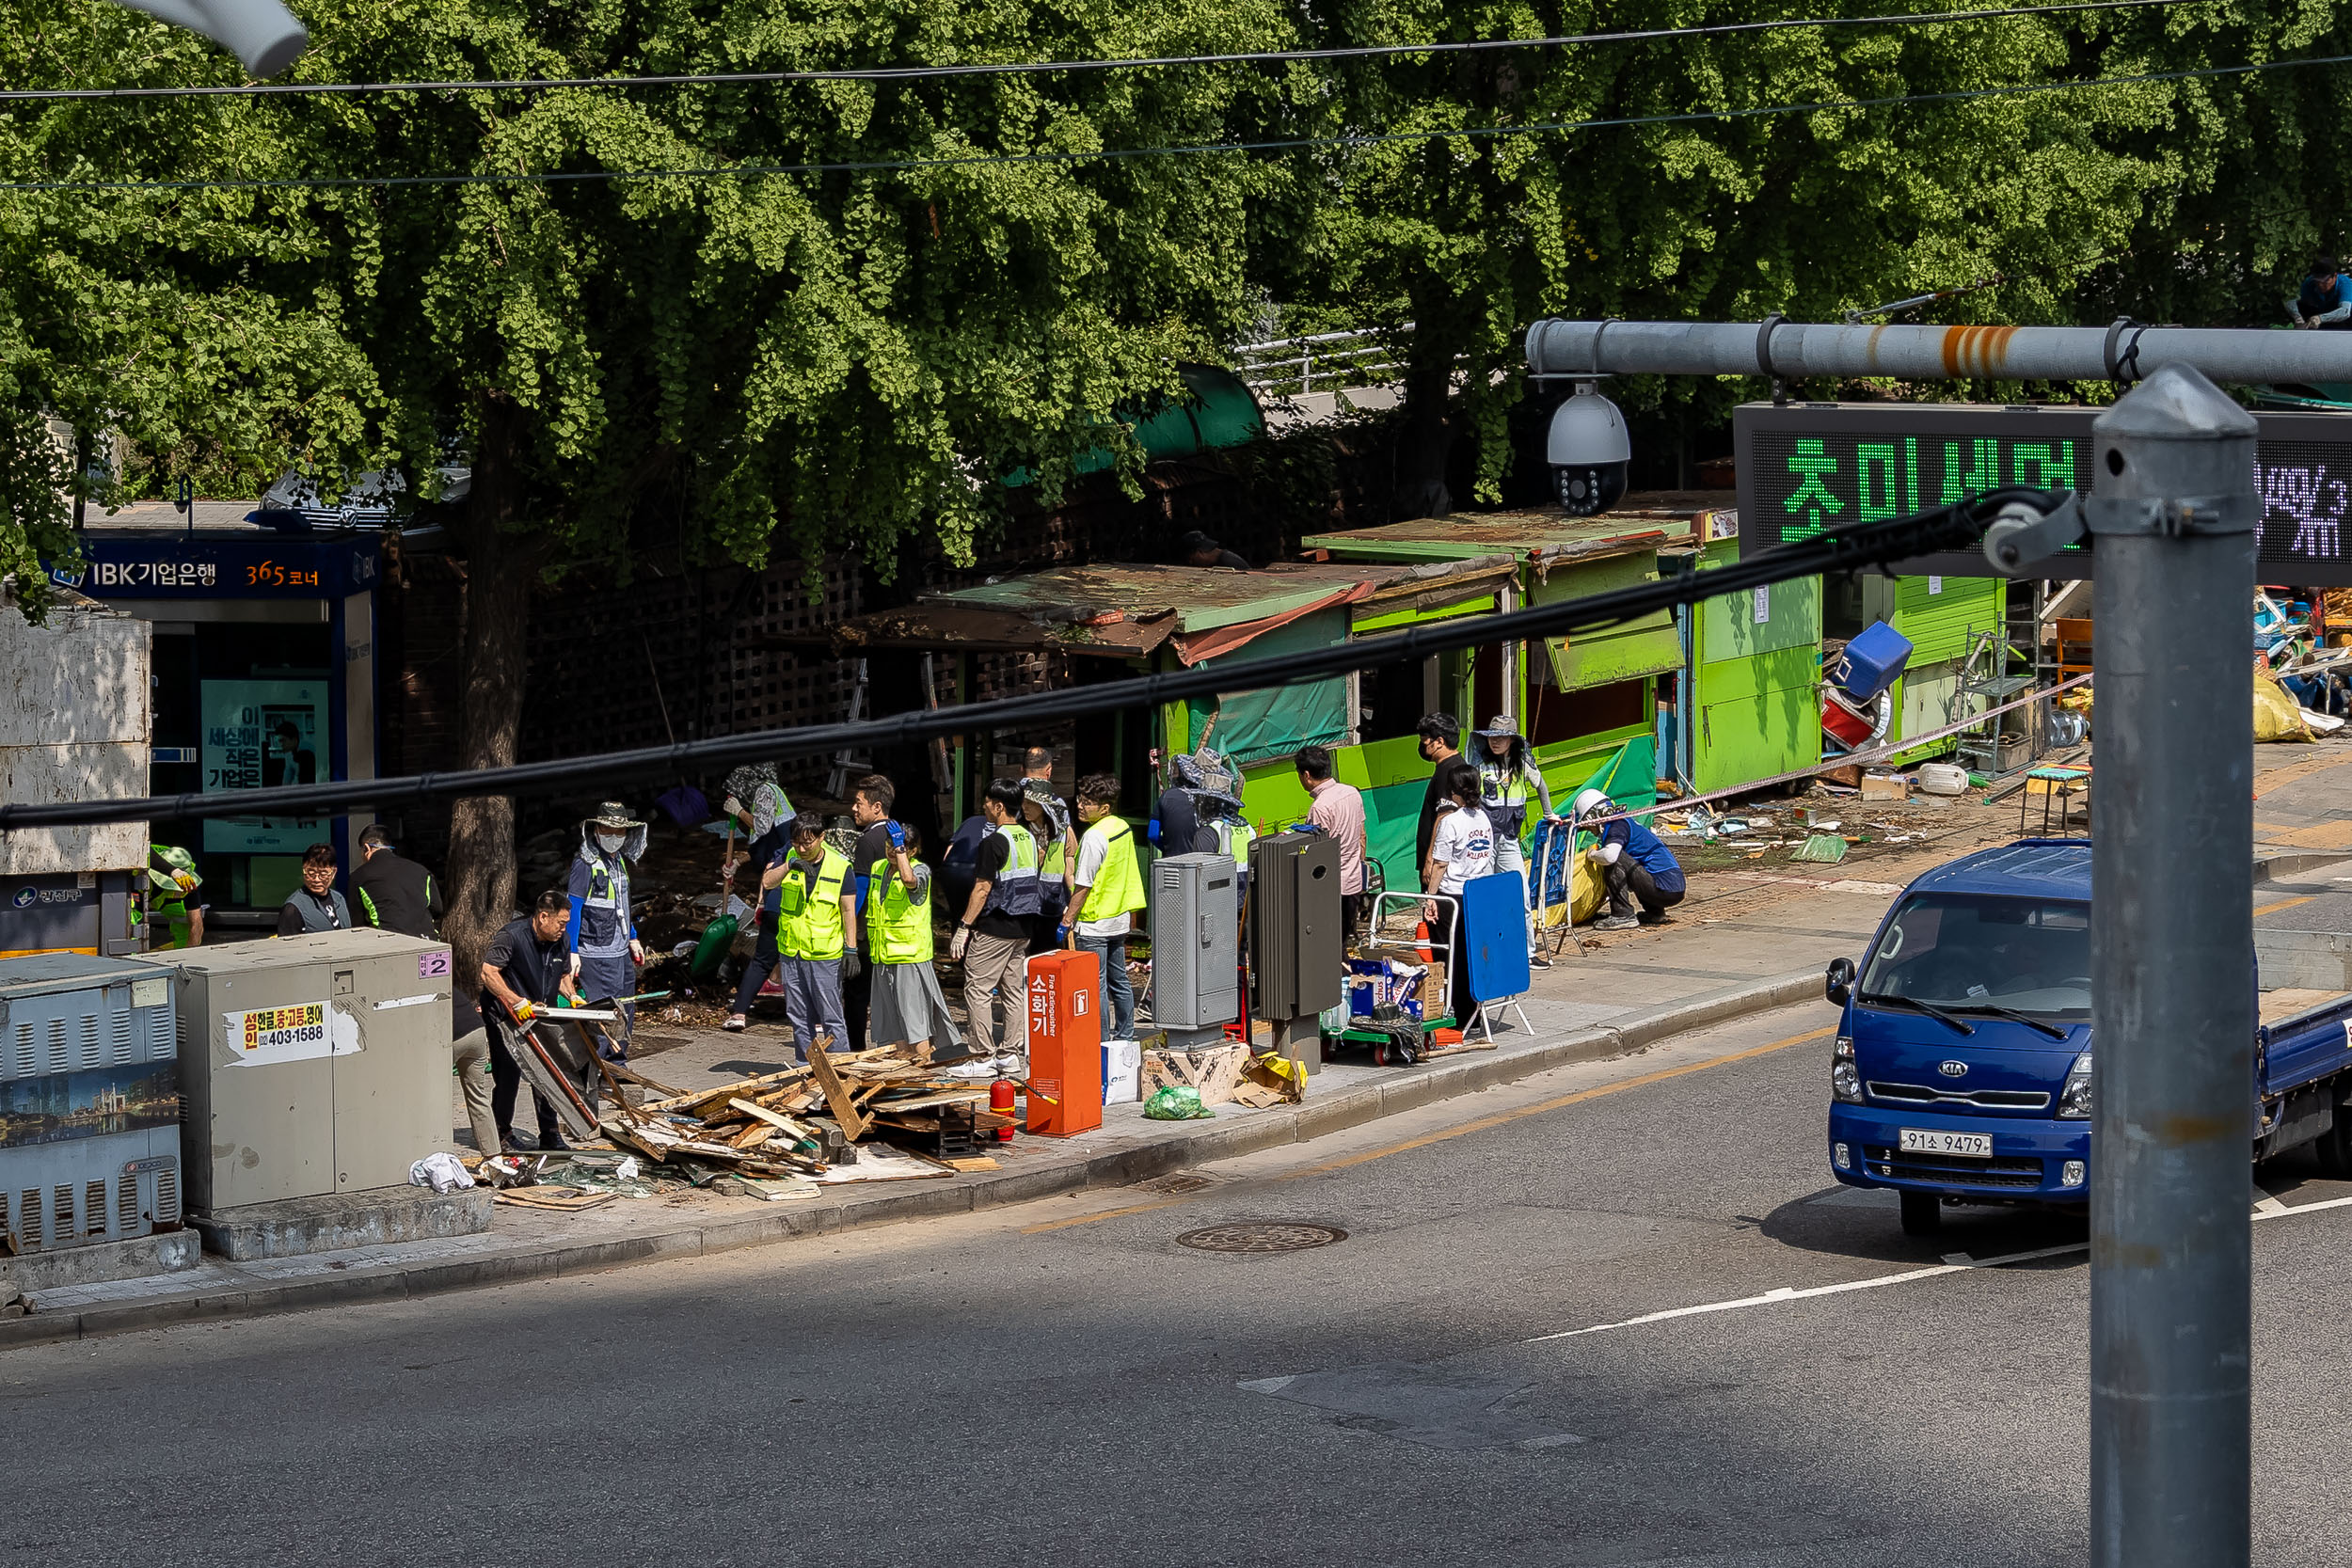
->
xmin=1860 ymin=774 xmax=1911 ymax=802
xmin=1142 ymin=1043 xmax=1248 ymax=1106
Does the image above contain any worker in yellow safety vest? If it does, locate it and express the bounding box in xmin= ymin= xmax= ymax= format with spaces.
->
xmin=1065 ymin=772 xmax=1147 ymax=1043
xmin=762 ymin=815 xmax=857 ymax=1062
xmin=864 ymin=822 xmax=963 ymax=1060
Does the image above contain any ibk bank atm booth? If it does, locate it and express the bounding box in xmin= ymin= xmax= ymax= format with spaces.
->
xmin=52 ymin=514 xmax=381 ymax=932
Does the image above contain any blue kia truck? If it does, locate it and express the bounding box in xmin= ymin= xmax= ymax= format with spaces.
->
xmin=1823 ymin=839 xmax=2352 ymax=1235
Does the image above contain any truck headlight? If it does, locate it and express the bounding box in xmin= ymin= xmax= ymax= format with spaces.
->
xmin=1832 ymin=1060 xmax=1864 ymax=1103
xmin=1834 ymin=1035 xmax=1854 ymax=1061
xmin=2057 ymin=1051 xmax=2093 ymax=1119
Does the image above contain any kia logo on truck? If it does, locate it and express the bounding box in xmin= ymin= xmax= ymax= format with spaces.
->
xmin=1938 ymin=1060 xmax=1969 ymax=1078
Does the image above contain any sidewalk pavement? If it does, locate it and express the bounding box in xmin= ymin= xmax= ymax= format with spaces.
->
xmin=12 ymin=741 xmax=2344 ymax=1351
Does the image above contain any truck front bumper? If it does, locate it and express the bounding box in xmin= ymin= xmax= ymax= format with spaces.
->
xmin=1828 ymin=1104 xmax=2090 ymax=1202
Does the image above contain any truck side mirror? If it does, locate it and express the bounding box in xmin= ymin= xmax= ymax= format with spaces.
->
xmin=1825 ymin=957 xmax=1855 ymax=1006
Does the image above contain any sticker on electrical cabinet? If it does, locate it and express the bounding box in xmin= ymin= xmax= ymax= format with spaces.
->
xmin=131 ymin=977 xmax=167 ymax=1008
xmin=222 ymin=1001 xmax=358 ymax=1066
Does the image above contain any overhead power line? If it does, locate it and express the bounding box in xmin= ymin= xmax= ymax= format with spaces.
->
xmin=5 ymin=46 xmax=2338 ymax=196
xmin=0 ymin=0 xmax=2201 ymax=103
xmin=0 ymin=488 xmax=2045 ymax=831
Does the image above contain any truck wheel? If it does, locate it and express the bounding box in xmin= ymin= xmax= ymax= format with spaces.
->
xmin=2317 ymin=1112 xmax=2352 ymax=1179
xmin=1899 ymin=1192 xmax=1944 ymax=1236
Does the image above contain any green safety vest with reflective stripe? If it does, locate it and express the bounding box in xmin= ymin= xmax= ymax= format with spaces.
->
xmin=778 ymin=847 xmax=850 ymax=961
xmin=1077 ymin=817 xmax=1147 ymax=924
xmin=866 ymin=857 xmax=933 ymax=965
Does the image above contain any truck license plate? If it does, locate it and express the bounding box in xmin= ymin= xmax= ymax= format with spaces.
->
xmin=1900 ymin=1128 xmax=1994 ymax=1158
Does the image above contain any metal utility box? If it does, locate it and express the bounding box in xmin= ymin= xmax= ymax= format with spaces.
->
xmin=1248 ymin=832 xmax=1344 ymax=1022
xmin=158 ymin=927 xmax=453 ymax=1213
xmin=1150 ymin=853 xmax=1238 ymax=1030
xmin=0 ymin=954 xmax=183 ymax=1253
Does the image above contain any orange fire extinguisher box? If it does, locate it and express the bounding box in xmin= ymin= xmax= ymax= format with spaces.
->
xmin=1024 ymin=949 xmax=1103 ymax=1136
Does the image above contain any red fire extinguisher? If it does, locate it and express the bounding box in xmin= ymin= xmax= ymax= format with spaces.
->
xmin=991 ymin=1076 xmax=1017 ymax=1143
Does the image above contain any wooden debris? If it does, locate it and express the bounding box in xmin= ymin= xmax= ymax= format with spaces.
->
xmin=494 ymin=1187 xmax=618 ymax=1212
xmin=806 ymin=1044 xmax=872 ymax=1140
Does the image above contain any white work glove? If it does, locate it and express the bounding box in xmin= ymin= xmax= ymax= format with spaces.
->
xmin=628 ymin=938 xmax=644 ymax=965
xmin=723 ymin=794 xmax=742 ymax=816
xmin=568 ymin=951 xmax=581 ymax=977
xmin=949 ymin=927 xmax=970 ymax=962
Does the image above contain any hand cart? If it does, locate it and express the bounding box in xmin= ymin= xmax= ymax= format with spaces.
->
xmin=1321 ymin=891 xmax=1463 ymax=1066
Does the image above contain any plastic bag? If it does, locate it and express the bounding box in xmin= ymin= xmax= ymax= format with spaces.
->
xmin=1142 ymin=1085 xmax=1215 ymax=1120
xmin=2254 ymin=671 xmax=2312 ymax=742
xmin=408 ymin=1152 xmax=475 ymax=1194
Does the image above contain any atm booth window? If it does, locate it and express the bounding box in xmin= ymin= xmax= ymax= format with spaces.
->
xmin=152 ymin=622 xmax=338 ymax=913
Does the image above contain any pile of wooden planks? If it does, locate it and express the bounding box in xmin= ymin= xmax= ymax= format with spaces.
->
xmin=595 ymin=1044 xmax=1007 ymax=1180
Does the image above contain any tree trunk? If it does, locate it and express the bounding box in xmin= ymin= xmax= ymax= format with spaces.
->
xmin=440 ymin=397 xmax=539 ymax=981
xmin=1391 ymin=325 xmax=1457 ymax=521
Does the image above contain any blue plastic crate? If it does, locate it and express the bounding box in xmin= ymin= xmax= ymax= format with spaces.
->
xmin=1833 ymin=620 xmax=1913 ymax=704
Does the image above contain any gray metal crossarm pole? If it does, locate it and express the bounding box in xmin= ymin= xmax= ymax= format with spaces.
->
xmin=2087 ymin=364 xmax=2257 ymax=1568
xmin=1525 ymin=317 xmax=2352 ymax=385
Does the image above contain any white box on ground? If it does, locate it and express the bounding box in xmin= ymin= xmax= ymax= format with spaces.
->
xmin=1102 ymin=1038 xmax=1141 ymax=1104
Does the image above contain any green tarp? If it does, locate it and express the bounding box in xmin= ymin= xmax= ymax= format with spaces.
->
xmin=1188 ymin=608 xmax=1351 ymax=767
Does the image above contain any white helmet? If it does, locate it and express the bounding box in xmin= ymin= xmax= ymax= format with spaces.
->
xmin=1572 ymin=788 xmax=1611 ymax=818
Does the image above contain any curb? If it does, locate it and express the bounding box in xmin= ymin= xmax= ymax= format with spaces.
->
xmin=2254 ymin=849 xmax=2352 ymax=884
xmin=0 ymin=966 xmax=1828 ymax=1352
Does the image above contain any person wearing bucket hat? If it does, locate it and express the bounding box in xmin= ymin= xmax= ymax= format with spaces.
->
xmin=568 ymin=802 xmax=647 ymax=1055
xmin=1572 ymin=786 xmax=1685 ymax=931
xmin=1472 ymin=715 xmax=1553 ymax=964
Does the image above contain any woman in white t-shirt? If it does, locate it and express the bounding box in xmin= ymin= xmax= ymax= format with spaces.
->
xmin=1421 ymin=763 xmax=1494 ymax=1026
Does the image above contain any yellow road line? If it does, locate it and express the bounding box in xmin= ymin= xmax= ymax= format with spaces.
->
xmin=2254 ymin=895 xmax=2316 ymax=919
xmin=1289 ymin=1025 xmax=1835 ymax=1179
xmin=1023 ymin=1023 xmax=1834 ymax=1233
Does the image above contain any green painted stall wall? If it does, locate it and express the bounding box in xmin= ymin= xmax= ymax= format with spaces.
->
xmin=1237 ymin=731 xmax=1654 ymax=897
xmin=1691 ymin=539 xmax=1824 ymax=795
xmin=1530 ymin=552 xmax=1682 ymax=689
xmin=1891 ymin=574 xmax=2001 ymax=666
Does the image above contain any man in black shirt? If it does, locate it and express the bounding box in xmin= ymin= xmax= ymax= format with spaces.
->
xmin=1415 ymin=712 xmax=1462 ymax=873
xmin=843 ymin=774 xmax=901 ymax=1052
xmin=350 ymin=824 xmax=445 ymax=938
xmin=948 ymin=780 xmax=1038 ymax=1075
xmin=479 ymin=889 xmax=586 ymax=1151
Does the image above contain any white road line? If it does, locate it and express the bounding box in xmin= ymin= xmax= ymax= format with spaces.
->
xmin=1523 ymin=1193 xmax=2352 ymax=1346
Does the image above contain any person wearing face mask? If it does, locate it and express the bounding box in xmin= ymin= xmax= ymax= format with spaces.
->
xmin=1471 ymin=715 xmax=1553 ymax=967
xmin=568 ymin=802 xmax=646 ymax=1055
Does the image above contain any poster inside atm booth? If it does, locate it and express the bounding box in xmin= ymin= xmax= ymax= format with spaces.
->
xmin=200 ymin=680 xmax=326 ymax=854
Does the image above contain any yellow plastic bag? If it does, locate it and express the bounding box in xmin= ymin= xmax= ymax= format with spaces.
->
xmin=1569 ymin=847 xmax=1605 ymax=926
xmin=2254 ymin=671 xmax=2312 ymax=743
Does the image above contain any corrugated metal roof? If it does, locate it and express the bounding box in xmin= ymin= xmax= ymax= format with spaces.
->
xmin=1304 ymin=497 xmax=1731 ymax=565
xmin=932 ymin=562 xmax=1381 ymax=633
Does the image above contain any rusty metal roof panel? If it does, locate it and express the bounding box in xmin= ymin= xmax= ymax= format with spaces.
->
xmin=919 ymin=559 xmax=1503 ymax=632
xmin=1302 ymin=504 xmax=1711 ymax=563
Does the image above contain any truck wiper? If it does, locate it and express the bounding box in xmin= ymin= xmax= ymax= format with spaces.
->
xmin=1946 ymin=1003 xmax=2070 ymax=1041
xmin=1856 ymin=990 xmax=1976 ymax=1036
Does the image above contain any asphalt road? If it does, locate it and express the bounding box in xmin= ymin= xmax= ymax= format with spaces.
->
xmin=11 ymin=981 xmax=2352 ymax=1566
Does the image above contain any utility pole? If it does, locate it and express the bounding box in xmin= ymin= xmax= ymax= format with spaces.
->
xmin=2087 ymin=364 xmax=2257 ymax=1567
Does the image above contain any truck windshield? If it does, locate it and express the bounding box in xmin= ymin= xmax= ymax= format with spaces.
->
xmin=1858 ymin=894 xmax=2090 ymax=1019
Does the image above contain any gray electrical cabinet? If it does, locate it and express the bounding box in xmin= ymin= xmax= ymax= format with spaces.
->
xmin=1150 ymin=852 xmax=1238 ymax=1033
xmin=1248 ymin=831 xmax=1345 ymax=1022
xmin=0 ymin=953 xmax=183 ymax=1253
xmin=157 ymin=927 xmax=453 ymax=1213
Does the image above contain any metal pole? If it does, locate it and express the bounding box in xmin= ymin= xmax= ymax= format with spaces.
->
xmin=1524 ymin=316 xmax=2352 ymax=387
xmin=2087 ymin=364 xmax=2257 ymax=1568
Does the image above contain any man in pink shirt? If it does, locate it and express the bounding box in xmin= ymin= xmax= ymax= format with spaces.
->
xmin=1296 ymin=745 xmax=1368 ymax=939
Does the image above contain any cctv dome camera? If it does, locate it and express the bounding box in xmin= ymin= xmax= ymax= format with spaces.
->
xmin=1548 ymin=382 xmax=1630 ymax=517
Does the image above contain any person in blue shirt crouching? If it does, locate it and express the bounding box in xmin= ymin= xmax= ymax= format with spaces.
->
xmin=1572 ymin=787 xmax=1687 ymax=932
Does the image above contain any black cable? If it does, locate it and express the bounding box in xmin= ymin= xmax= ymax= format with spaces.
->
xmin=0 ymin=0 xmax=2202 ymax=103
xmin=9 ymin=50 xmax=2340 ymax=195
xmin=0 ymin=490 xmax=2045 ymax=832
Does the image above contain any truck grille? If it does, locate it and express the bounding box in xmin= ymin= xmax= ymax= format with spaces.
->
xmin=1865 ymin=1146 xmax=2047 ymax=1189
xmin=1867 ymin=1082 xmax=2052 ymax=1112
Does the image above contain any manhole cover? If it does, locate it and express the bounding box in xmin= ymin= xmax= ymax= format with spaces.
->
xmin=1175 ymin=1221 xmax=1347 ymax=1254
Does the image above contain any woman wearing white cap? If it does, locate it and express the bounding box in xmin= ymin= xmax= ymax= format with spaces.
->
xmin=1472 ymin=715 xmax=1553 ymax=965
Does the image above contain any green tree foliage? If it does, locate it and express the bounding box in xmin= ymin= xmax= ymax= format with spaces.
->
xmin=2 ymin=0 xmax=1298 ymax=956
xmin=1270 ymin=1 xmax=2188 ymax=513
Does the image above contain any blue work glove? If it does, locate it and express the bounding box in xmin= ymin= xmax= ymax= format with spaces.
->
xmin=885 ymin=821 xmax=905 ymax=851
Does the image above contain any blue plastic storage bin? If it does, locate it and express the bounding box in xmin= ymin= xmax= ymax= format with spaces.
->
xmin=1833 ymin=620 xmax=1913 ymax=703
